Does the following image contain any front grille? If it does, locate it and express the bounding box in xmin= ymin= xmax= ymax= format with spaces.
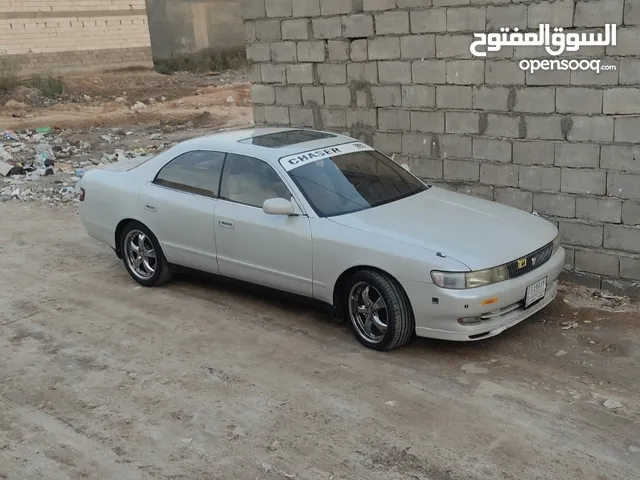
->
xmin=506 ymin=242 xmax=554 ymax=279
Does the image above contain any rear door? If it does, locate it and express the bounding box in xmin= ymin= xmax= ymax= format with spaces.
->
xmin=137 ymin=150 xmax=225 ymax=273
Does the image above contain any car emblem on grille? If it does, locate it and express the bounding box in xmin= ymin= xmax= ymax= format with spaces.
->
xmin=531 ymin=256 xmax=537 ymax=266
xmin=517 ymin=258 xmax=527 ymax=269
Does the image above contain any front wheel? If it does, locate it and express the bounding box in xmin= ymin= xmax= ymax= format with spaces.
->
xmin=344 ymin=270 xmax=415 ymax=351
xmin=120 ymin=221 xmax=173 ymax=287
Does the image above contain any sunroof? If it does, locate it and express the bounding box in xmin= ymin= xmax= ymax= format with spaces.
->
xmin=239 ymin=129 xmax=337 ymax=148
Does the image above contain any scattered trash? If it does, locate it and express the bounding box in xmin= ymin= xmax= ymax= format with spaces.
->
xmin=84 ymin=94 xmax=92 ymax=101
xmin=555 ymin=350 xmax=567 ymax=357
xmin=115 ymin=96 xmax=127 ymax=103
xmin=35 ymin=126 xmax=53 ymax=135
xmin=269 ymin=440 xmax=279 ymax=451
xmin=132 ymin=101 xmax=147 ymax=110
xmin=603 ymin=399 xmax=623 ymax=410
xmin=4 ymin=130 xmax=18 ymax=141
xmin=261 ymin=462 xmax=272 ymax=474
xmin=0 ymin=161 xmax=12 ymax=177
xmin=562 ymin=322 xmax=579 ymax=330
xmin=385 ymin=400 xmax=397 ymax=406
xmin=461 ymin=363 xmax=488 ymax=374
xmin=226 ymin=95 xmax=237 ymax=105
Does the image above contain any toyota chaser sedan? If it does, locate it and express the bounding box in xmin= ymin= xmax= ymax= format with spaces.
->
xmin=78 ymin=127 xmax=565 ymax=351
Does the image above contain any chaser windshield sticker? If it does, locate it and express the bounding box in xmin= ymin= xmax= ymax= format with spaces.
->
xmin=279 ymin=141 xmax=374 ymax=172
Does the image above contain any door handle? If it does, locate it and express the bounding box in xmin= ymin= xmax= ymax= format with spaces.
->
xmin=144 ymin=204 xmax=157 ymax=212
xmin=218 ymin=219 xmax=234 ymax=229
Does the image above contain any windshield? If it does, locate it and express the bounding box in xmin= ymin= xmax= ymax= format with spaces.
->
xmin=281 ymin=143 xmax=428 ymax=217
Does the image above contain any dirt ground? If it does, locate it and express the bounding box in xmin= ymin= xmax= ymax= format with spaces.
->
xmin=1 ymin=70 xmax=640 ymax=479
xmin=1 ymin=203 xmax=640 ymax=480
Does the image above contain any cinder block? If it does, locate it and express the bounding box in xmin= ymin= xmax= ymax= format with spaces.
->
xmin=411 ymin=111 xmax=445 ymax=133
xmin=481 ymin=163 xmax=519 ymax=187
xmin=302 ymin=86 xmax=325 ymax=105
xmin=603 ymin=88 xmax=640 ymax=115
xmin=411 ymin=9 xmax=446 ymax=33
xmin=514 ymin=87 xmax=555 ymax=113
xmin=264 ymin=105 xmax=291 ymax=125
xmin=379 ymin=61 xmax=412 ymax=83
xmin=286 ymin=64 xmax=313 ymax=84
xmin=559 ymin=222 xmax=604 ymax=248
xmin=402 ymin=85 xmax=435 ymax=107
xmin=401 ymin=35 xmax=436 ymax=59
xmin=444 ymin=160 xmax=480 ymax=181
xmin=296 ymin=41 xmax=326 ymax=62
xmin=251 ymin=84 xmax=276 ymax=104
xmin=473 ymin=138 xmax=512 ymax=163
xmin=525 ymin=68 xmax=571 ymax=86
xmin=622 ymin=201 xmax=640 ymax=226
xmin=576 ymin=197 xmax=622 ymax=224
xmin=620 ymin=255 xmax=640 ymax=280
xmin=554 ymin=143 xmax=599 ymax=168
xmin=435 ymin=0 xmax=470 ymax=5
xmin=446 ymin=7 xmax=486 ymax=32
xmin=262 ymin=64 xmax=287 ymax=83
xmin=445 ymin=112 xmax=479 ymax=134
xmin=379 ymin=108 xmax=411 ymax=131
xmin=566 ymin=116 xmax=613 ymax=142
xmin=324 ymin=86 xmax=351 ymax=106
xmin=249 ymin=64 xmax=261 ymax=82
xmin=320 ymin=108 xmax=347 ymax=128
xmin=604 ymin=225 xmax=640 ymax=253
xmin=402 ymin=133 xmax=433 ymax=155
xmin=349 ymin=39 xmax=368 ymax=61
xmin=625 ymin=0 xmax=640 ymax=25
xmin=615 ymin=117 xmax=640 ymax=143
xmin=561 ymin=168 xmax=607 ymax=195
xmin=312 ymin=17 xmax=342 ymax=39
xmin=436 ymin=85 xmax=472 ymax=108
xmin=457 ymin=185 xmax=495 ymax=201
xmin=328 ymin=40 xmax=350 ymax=61
xmin=256 ymin=19 xmax=282 ymax=41
xmin=439 ymin=135 xmax=473 ymax=158
xmin=342 ymin=14 xmax=374 ymax=38
xmin=519 ymin=166 xmax=561 ymax=192
xmin=374 ymin=132 xmax=402 ymax=153
xmin=409 ymin=158 xmax=443 ymax=179
xmin=619 ymin=58 xmax=640 ymax=84
xmin=495 ymin=188 xmax=533 ymax=212
xmin=243 ymin=0 xmax=266 ymax=20
xmin=485 ymin=61 xmax=525 ymax=85
xmin=533 ymin=193 xmax=576 ymax=218
xmin=472 ymin=86 xmax=510 ymax=111
xmin=376 ymin=11 xmax=410 ymax=34
xmin=570 ymin=60 xmax=619 ymax=86
xmin=601 ymin=145 xmax=640 ymax=173
xmin=289 ymin=107 xmax=315 ymax=127
xmin=246 ymin=43 xmax=271 ymax=62
xmin=526 ymin=116 xmax=564 ymax=140
xmin=266 ymin=0 xmax=292 ymax=17
xmin=347 ymin=109 xmax=377 ymax=127
xmin=245 ymin=22 xmax=257 ymax=42
xmin=574 ymin=0 xmax=623 ymax=27
xmin=282 ymin=19 xmax=309 ymax=40
xmin=608 ymin=172 xmax=640 ymax=200
xmin=413 ymin=60 xmax=447 ymax=84
xmin=372 ymin=86 xmax=401 ymax=106
xmin=271 ymin=41 xmax=297 ymax=62
xmin=293 ymin=0 xmax=320 ymax=17
xmin=317 ymin=63 xmax=347 ymax=84
xmin=321 ymin=0 xmax=358 ymax=15
xmin=253 ymin=105 xmax=266 ymax=124
xmin=445 ymin=60 xmax=484 ymax=85
xmin=575 ymin=249 xmax=620 ymax=276
xmin=275 ymin=86 xmax=302 ymax=105
xmin=347 ymin=62 xmax=379 ymax=83
xmin=486 ymin=5 xmax=527 ymax=29
xmin=485 ymin=114 xmax=520 ymax=138
xmin=363 ymin=0 xmax=395 ymax=10
xmin=436 ymin=34 xmax=475 ymax=58
xmin=513 ymin=141 xmax=554 ymax=165
xmin=606 ymin=28 xmax=640 ymax=56
xmin=368 ymin=37 xmax=401 ymax=60
xmin=528 ymin=0 xmax=574 ymax=28
xmin=555 ymin=88 xmax=602 ymax=114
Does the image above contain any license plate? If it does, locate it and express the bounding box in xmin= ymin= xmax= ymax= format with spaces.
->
xmin=525 ymin=278 xmax=547 ymax=308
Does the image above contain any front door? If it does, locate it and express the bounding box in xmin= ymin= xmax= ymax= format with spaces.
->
xmin=213 ymin=153 xmax=313 ymax=297
xmin=138 ymin=150 xmax=225 ymax=273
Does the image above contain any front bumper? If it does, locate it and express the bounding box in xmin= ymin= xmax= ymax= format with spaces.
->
xmin=402 ymin=247 xmax=565 ymax=342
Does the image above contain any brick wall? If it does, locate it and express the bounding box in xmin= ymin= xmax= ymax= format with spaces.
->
xmin=243 ymin=0 xmax=640 ymax=296
xmin=0 ymin=0 xmax=153 ymax=76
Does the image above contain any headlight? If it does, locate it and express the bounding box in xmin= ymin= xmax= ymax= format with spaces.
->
xmin=552 ymin=234 xmax=561 ymax=254
xmin=431 ymin=265 xmax=509 ymax=290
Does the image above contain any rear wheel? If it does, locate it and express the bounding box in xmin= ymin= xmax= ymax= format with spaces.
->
xmin=120 ymin=221 xmax=173 ymax=287
xmin=344 ymin=270 xmax=415 ymax=351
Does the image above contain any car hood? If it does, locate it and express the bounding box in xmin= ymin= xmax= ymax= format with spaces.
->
xmin=329 ymin=186 xmax=558 ymax=271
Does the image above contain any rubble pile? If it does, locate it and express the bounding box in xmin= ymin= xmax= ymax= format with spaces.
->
xmin=0 ymin=128 xmax=172 ymax=205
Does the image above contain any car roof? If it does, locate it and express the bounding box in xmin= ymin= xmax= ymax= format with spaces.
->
xmin=172 ymin=127 xmax=359 ymax=167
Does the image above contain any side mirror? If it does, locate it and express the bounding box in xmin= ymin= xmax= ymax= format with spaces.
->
xmin=263 ymin=197 xmax=295 ymax=215
xmin=401 ymin=163 xmax=411 ymax=172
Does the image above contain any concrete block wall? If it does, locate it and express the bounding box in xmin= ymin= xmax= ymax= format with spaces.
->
xmin=243 ymin=0 xmax=640 ymax=296
xmin=0 ymin=0 xmax=153 ymax=76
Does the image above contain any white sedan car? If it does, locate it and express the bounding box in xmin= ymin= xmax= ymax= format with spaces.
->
xmin=79 ymin=127 xmax=565 ymax=351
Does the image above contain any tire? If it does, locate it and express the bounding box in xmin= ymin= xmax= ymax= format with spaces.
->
xmin=344 ymin=269 xmax=415 ymax=351
xmin=120 ymin=221 xmax=173 ymax=287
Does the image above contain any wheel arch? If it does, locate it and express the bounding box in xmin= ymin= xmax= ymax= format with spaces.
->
xmin=332 ymin=265 xmax=414 ymax=319
xmin=114 ymin=218 xmax=143 ymax=258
